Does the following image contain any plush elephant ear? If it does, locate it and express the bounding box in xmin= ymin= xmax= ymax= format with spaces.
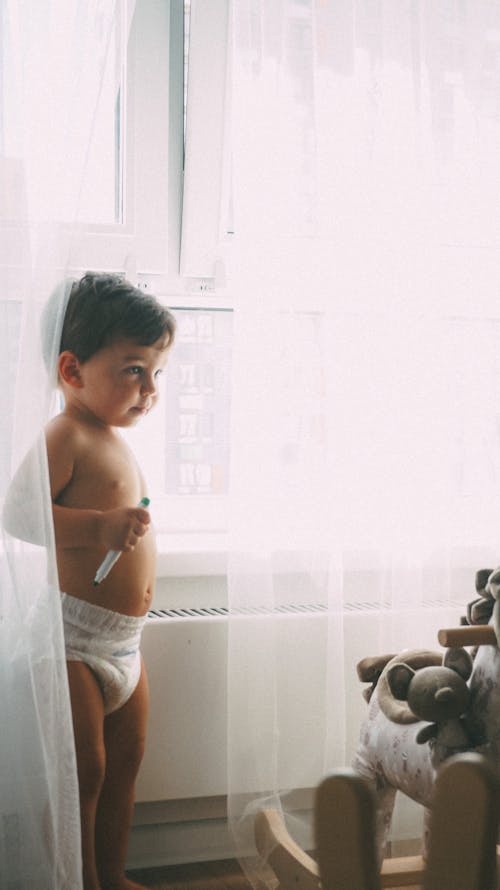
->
xmin=443 ymin=647 xmax=473 ymax=681
xmin=387 ymin=663 xmax=415 ymax=701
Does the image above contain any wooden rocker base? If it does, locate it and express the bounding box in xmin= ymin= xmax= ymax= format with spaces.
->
xmin=255 ymin=816 xmax=500 ymax=889
xmin=255 ymin=755 xmax=500 ymax=890
xmin=254 ymin=808 xmax=425 ymax=889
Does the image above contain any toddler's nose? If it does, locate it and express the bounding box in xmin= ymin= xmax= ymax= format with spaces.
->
xmin=141 ymin=374 xmax=158 ymax=397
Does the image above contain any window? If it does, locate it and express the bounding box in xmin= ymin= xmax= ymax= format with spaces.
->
xmin=77 ymin=19 xmax=125 ymax=226
xmin=67 ymin=0 xmax=185 ymax=278
xmin=122 ymin=0 xmax=233 ymax=535
xmin=105 ymin=0 xmax=232 ymax=536
xmin=165 ymin=308 xmax=232 ymax=498
xmin=124 ymin=301 xmax=233 ymax=533
xmin=0 ymin=0 xmax=233 ymax=537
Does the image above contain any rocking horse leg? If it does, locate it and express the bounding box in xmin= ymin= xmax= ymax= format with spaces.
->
xmin=352 ymin=756 xmax=398 ymax=865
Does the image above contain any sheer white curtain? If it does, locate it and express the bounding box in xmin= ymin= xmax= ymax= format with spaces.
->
xmin=0 ymin=2 xmax=132 ymax=885
xmin=226 ymin=2 xmax=500 ymax=886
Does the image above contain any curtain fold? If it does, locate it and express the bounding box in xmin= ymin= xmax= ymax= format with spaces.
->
xmin=226 ymin=2 xmax=500 ymax=886
xmin=0 ymin=2 xmax=133 ymax=885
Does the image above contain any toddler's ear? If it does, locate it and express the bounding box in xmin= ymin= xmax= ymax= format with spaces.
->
xmin=58 ymin=351 xmax=83 ymax=387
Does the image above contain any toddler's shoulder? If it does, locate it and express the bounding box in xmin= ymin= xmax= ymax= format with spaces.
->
xmin=45 ymin=412 xmax=94 ymax=463
xmin=46 ymin=412 xmax=87 ymax=441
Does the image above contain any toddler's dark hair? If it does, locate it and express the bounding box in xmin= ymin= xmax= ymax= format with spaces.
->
xmin=59 ymin=272 xmax=176 ymax=362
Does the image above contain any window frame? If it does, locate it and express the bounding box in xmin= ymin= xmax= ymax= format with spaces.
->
xmin=66 ymin=0 xmax=185 ymax=282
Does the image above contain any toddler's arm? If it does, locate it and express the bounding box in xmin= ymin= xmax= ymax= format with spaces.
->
xmin=52 ymin=503 xmax=150 ymax=551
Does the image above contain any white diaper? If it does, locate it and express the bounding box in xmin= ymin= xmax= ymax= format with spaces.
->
xmin=61 ymin=592 xmax=146 ymax=715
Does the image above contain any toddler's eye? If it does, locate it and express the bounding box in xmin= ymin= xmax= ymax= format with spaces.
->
xmin=154 ymin=369 xmax=163 ymax=379
xmin=127 ymin=366 xmax=143 ymax=375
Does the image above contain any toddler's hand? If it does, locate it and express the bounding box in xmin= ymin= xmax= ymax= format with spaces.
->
xmin=98 ymin=506 xmax=151 ymax=552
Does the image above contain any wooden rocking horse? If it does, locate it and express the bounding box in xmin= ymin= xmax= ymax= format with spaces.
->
xmin=255 ymin=753 xmax=500 ymax=889
xmin=255 ymin=602 xmax=500 ymax=890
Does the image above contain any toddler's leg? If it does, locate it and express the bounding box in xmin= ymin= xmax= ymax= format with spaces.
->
xmin=67 ymin=660 xmax=107 ymax=890
xmin=95 ymin=659 xmax=149 ymax=890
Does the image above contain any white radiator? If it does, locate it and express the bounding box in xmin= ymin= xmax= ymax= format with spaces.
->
xmin=135 ymin=608 xmax=229 ymax=802
xmin=135 ymin=604 xmax=365 ymax=805
xmin=135 ymin=601 xmax=458 ymax=806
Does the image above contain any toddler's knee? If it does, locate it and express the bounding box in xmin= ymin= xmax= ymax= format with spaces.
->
xmin=114 ymin=731 xmax=146 ymax=776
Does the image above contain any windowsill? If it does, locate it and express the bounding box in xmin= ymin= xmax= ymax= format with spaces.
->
xmin=155 ymin=532 xmax=228 ymax=578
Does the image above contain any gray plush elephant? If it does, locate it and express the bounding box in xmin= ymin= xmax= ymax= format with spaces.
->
xmin=352 ymin=566 xmax=500 ymax=866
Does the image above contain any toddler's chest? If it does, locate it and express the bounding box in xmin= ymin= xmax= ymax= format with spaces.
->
xmin=73 ymin=437 xmax=142 ymax=506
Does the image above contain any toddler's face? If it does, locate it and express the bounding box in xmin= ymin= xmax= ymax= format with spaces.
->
xmin=71 ymin=336 xmax=170 ymax=428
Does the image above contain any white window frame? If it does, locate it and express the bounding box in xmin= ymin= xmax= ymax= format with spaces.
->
xmin=68 ymin=0 xmax=186 ymax=281
xmin=180 ymin=0 xmax=231 ymax=280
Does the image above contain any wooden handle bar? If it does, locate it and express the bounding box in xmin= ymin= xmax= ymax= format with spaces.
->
xmin=438 ymin=625 xmax=497 ymax=648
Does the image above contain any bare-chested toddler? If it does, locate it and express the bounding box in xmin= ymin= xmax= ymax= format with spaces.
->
xmin=44 ymin=272 xmax=175 ymax=890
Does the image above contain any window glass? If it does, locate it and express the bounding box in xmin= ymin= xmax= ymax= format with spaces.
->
xmin=77 ymin=16 xmax=125 ymax=225
xmin=165 ymin=307 xmax=232 ymax=496
xmin=123 ymin=306 xmax=232 ymax=511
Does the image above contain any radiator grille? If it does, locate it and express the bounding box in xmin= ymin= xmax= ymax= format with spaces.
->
xmin=147 ymin=604 xmax=328 ymax=620
xmin=148 ymin=606 xmax=229 ymax=619
xmin=147 ymin=597 xmax=463 ymax=620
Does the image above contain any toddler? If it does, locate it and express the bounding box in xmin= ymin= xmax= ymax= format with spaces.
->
xmin=44 ymin=272 xmax=175 ymax=890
